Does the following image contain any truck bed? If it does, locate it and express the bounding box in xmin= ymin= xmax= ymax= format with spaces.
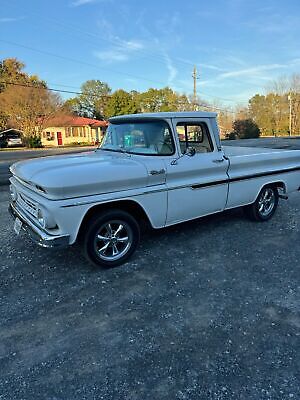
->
xmin=222 ymin=145 xmax=300 ymax=209
xmin=223 ymin=145 xmax=300 ymax=178
xmin=222 ymin=145 xmax=284 ymax=156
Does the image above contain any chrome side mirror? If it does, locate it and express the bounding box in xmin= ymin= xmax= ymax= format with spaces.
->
xmin=186 ymin=147 xmax=196 ymax=157
xmin=171 ymin=146 xmax=196 ymax=165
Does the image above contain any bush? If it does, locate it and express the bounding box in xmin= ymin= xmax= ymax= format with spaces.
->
xmin=226 ymin=132 xmax=238 ymax=140
xmin=231 ymin=119 xmax=260 ymax=139
xmin=24 ymin=135 xmax=43 ymax=148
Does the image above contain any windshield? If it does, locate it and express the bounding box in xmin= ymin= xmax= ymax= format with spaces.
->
xmin=99 ymin=120 xmax=175 ymax=156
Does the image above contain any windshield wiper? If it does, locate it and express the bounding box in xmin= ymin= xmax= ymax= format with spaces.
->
xmin=97 ymin=146 xmax=131 ymax=156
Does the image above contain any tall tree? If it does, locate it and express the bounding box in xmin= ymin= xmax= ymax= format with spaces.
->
xmin=249 ymin=93 xmax=289 ymax=136
xmin=65 ymin=80 xmax=111 ymax=119
xmin=0 ymin=58 xmax=47 ymax=132
xmin=137 ymin=87 xmax=192 ymax=112
xmin=217 ymin=111 xmax=234 ymax=138
xmin=104 ymin=89 xmax=140 ymax=117
xmin=231 ymin=119 xmax=260 ymax=139
xmin=0 ymin=84 xmax=62 ymax=146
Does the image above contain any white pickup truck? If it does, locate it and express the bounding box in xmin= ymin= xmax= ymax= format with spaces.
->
xmin=9 ymin=112 xmax=300 ymax=268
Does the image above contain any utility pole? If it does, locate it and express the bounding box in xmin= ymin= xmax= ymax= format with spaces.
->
xmin=288 ymin=92 xmax=292 ymax=136
xmin=192 ymin=66 xmax=199 ymax=110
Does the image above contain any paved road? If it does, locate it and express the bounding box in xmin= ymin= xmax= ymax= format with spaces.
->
xmin=0 ymin=184 xmax=299 ymax=399
xmin=0 ymin=146 xmax=95 ymax=186
xmin=223 ymin=136 xmax=300 ymax=150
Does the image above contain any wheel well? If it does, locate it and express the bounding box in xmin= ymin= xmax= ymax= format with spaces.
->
xmin=77 ymin=200 xmax=152 ymax=241
xmin=255 ymin=181 xmax=286 ymax=201
xmin=264 ymin=181 xmax=286 ymax=193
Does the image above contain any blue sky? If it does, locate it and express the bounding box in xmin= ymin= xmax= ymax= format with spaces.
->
xmin=1 ymin=0 xmax=300 ymax=107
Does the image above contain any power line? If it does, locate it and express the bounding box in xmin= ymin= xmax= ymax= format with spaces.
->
xmin=0 ymin=81 xmax=110 ymax=97
xmin=1 ymin=39 xmax=243 ymax=108
xmin=1 ymin=80 xmax=238 ymax=114
xmin=0 ymin=0 xmax=251 ymax=105
xmin=3 ymin=0 xmax=199 ymax=72
xmin=0 ymin=39 xmax=169 ymax=87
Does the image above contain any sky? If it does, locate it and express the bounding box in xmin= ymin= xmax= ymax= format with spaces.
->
xmin=1 ymin=0 xmax=300 ymax=107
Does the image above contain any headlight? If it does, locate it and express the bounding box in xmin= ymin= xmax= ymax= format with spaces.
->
xmin=37 ymin=208 xmax=46 ymax=228
xmin=9 ymin=185 xmax=17 ymax=201
xmin=37 ymin=207 xmax=57 ymax=229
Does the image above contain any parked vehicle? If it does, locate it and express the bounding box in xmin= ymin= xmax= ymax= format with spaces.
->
xmin=8 ymin=112 xmax=300 ymax=268
xmin=0 ymin=130 xmax=23 ymax=148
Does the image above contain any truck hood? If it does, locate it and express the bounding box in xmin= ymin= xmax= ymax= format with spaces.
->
xmin=10 ymin=151 xmax=149 ymax=199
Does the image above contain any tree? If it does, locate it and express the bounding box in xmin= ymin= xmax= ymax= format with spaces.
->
xmin=0 ymin=58 xmax=45 ymax=131
xmin=0 ymin=84 xmax=62 ymax=147
xmin=104 ymin=89 xmax=140 ymax=117
xmin=0 ymin=58 xmax=27 ymax=93
xmin=64 ymin=80 xmax=111 ymax=119
xmin=137 ymin=87 xmax=192 ymax=113
xmin=288 ymin=74 xmax=300 ymax=135
xmin=217 ymin=111 xmax=234 ymax=138
xmin=231 ymin=119 xmax=260 ymax=139
xmin=249 ymin=93 xmax=289 ymax=136
xmin=0 ymin=58 xmax=53 ymax=144
xmin=249 ymin=74 xmax=300 ymax=136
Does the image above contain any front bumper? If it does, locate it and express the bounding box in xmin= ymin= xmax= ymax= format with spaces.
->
xmin=9 ymin=202 xmax=70 ymax=248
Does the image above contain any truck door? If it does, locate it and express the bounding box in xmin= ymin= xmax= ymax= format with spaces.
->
xmin=165 ymin=118 xmax=229 ymax=225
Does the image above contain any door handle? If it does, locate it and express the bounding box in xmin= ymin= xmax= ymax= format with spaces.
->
xmin=212 ymin=158 xmax=225 ymax=163
xmin=149 ymin=169 xmax=166 ymax=175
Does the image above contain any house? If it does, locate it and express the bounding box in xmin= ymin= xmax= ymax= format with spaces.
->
xmin=41 ymin=115 xmax=108 ymax=147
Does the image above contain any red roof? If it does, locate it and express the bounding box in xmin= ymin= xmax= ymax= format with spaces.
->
xmin=45 ymin=115 xmax=108 ymax=128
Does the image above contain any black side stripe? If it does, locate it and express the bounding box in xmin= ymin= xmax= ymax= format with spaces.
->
xmin=192 ymin=180 xmax=228 ymax=189
xmin=191 ymin=165 xmax=300 ymax=190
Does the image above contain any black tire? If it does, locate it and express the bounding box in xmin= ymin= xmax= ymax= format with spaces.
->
xmin=82 ymin=209 xmax=140 ymax=268
xmin=244 ymin=186 xmax=279 ymax=222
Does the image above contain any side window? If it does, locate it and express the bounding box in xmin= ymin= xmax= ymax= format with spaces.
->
xmin=176 ymin=123 xmax=213 ymax=154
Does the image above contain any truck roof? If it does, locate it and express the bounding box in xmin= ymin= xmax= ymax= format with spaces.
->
xmin=109 ymin=111 xmax=217 ymax=122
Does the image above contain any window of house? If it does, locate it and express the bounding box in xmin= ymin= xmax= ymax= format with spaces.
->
xmin=73 ymin=127 xmax=79 ymax=137
xmin=176 ymin=123 xmax=213 ymax=154
xmin=65 ymin=127 xmax=71 ymax=138
xmin=44 ymin=131 xmax=54 ymax=141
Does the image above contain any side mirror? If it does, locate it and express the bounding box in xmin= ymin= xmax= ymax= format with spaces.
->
xmin=186 ymin=147 xmax=196 ymax=157
xmin=170 ymin=146 xmax=196 ymax=165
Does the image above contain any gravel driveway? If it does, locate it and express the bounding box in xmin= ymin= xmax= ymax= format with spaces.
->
xmin=0 ymin=184 xmax=299 ymax=399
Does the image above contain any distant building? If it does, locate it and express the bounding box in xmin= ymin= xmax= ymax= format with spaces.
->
xmin=41 ymin=115 xmax=108 ymax=147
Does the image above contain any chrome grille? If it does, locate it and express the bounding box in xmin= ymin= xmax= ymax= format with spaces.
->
xmin=17 ymin=192 xmax=39 ymax=218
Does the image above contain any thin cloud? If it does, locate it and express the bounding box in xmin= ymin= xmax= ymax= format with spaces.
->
xmin=93 ymin=39 xmax=144 ymax=63
xmin=94 ymin=50 xmax=128 ymax=62
xmin=198 ymin=63 xmax=225 ymax=72
xmin=0 ymin=16 xmax=25 ymax=23
xmin=163 ymin=52 xmax=177 ymax=84
xmin=123 ymin=40 xmax=143 ymax=51
xmin=71 ymin=0 xmax=108 ymax=7
xmin=219 ymin=64 xmax=286 ymax=79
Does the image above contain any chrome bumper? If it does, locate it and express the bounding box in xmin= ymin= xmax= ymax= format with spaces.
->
xmin=9 ymin=202 xmax=70 ymax=248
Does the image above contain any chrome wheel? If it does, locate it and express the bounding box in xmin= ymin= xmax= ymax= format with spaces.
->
xmin=258 ymin=188 xmax=276 ymax=217
xmin=93 ymin=220 xmax=133 ymax=262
